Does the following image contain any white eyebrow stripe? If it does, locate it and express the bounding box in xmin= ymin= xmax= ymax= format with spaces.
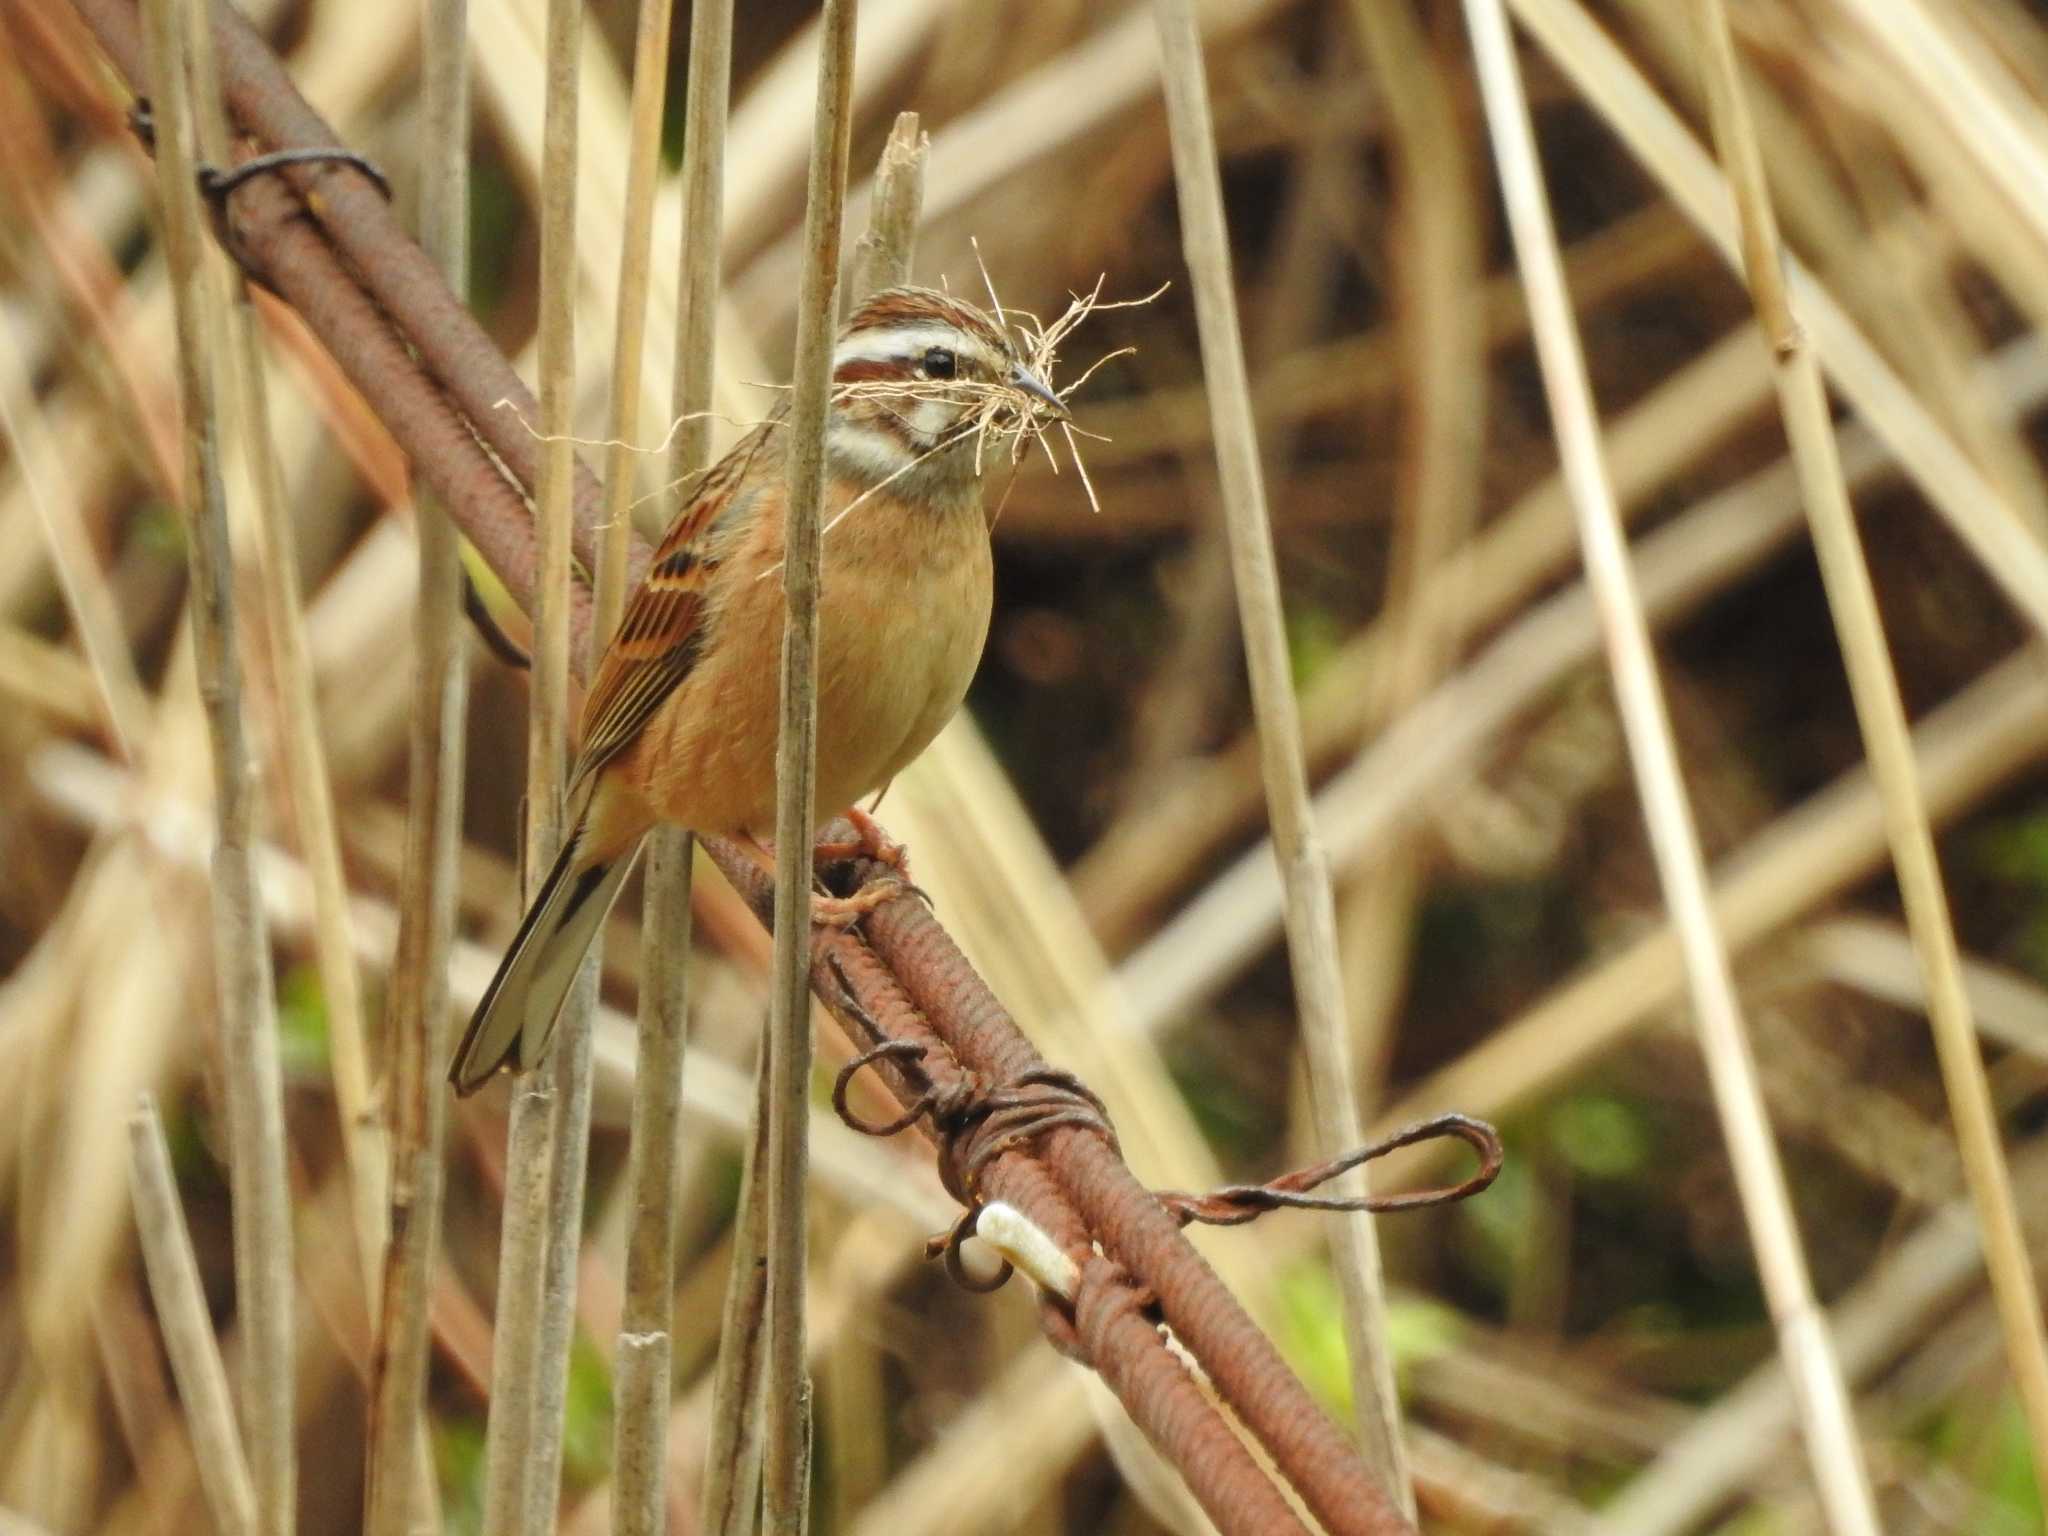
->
xmin=832 ymin=324 xmax=1003 ymax=372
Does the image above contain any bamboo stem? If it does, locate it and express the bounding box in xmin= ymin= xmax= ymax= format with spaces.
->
xmin=1459 ymin=4 xmax=1881 ymax=1529
xmin=1685 ymin=0 xmax=2048 ymax=1486
xmin=764 ymin=2 xmax=859 ymax=1527
xmin=138 ymin=1 xmax=294 ymax=1528
xmin=363 ymin=0 xmax=470 ymax=1525
xmin=1149 ymin=0 xmax=1410 ymax=1504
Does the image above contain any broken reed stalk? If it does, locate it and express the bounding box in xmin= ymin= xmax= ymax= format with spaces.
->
xmin=765 ymin=1 xmax=859 ymax=1525
xmin=127 ymin=1096 xmax=259 ymax=1536
xmin=1148 ymin=0 xmax=1410 ymax=1505
xmin=136 ymin=1 xmax=294 ymax=1530
xmin=1684 ymin=0 xmax=2048 ymax=1481
xmin=849 ymin=112 xmax=926 ymax=304
xmin=1458 ymin=2 xmax=1884 ymax=1530
xmin=603 ymin=0 xmax=688 ymax=1528
xmin=362 ymin=0 xmax=470 ymax=1527
xmin=478 ymin=1 xmax=588 ymax=1532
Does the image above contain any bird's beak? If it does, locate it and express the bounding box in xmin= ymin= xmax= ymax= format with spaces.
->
xmin=1009 ymin=363 xmax=1071 ymax=421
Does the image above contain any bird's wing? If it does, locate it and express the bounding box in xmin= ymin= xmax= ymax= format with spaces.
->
xmin=573 ymin=422 xmax=778 ymax=779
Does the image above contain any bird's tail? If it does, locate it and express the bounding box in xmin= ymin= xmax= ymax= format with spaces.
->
xmin=448 ymin=810 xmax=639 ymax=1096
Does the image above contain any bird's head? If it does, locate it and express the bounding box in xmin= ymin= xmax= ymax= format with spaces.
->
xmin=825 ymin=285 xmax=1067 ymax=497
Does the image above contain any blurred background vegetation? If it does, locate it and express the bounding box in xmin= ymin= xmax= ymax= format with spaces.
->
xmin=5 ymin=0 xmax=2048 ymax=1531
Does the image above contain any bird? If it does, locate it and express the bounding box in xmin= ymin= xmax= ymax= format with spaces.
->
xmin=448 ymin=284 xmax=1068 ymax=1095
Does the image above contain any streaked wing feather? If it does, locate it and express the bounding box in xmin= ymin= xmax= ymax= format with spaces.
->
xmin=573 ymin=423 xmax=775 ymax=777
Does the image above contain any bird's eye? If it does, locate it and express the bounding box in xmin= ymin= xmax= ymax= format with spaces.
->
xmin=920 ymin=346 xmax=957 ymax=380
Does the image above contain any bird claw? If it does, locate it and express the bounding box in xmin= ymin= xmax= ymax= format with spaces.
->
xmin=811 ymin=873 xmax=915 ymax=927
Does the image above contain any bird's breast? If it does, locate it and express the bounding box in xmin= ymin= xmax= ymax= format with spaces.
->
xmin=631 ymin=492 xmax=992 ymax=837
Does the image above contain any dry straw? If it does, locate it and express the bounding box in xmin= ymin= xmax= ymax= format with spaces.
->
xmin=126 ymin=1096 xmax=259 ymax=1536
xmin=476 ymin=0 xmax=594 ymax=1531
xmin=1684 ymin=0 xmax=2048 ymax=1482
xmin=1460 ymin=1 xmax=1881 ymax=1526
xmin=136 ymin=0 xmax=295 ymax=1528
xmin=363 ymin=0 xmax=470 ymax=1527
xmin=761 ymin=2 xmax=858 ymax=1525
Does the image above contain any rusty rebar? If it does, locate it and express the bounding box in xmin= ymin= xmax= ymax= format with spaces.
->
xmin=206 ymin=0 xmax=615 ymax=584
xmin=70 ymin=0 xmax=630 ymax=629
xmin=713 ymin=842 xmax=1417 ymax=1536
xmin=66 ymin=5 xmax=1426 ymax=1530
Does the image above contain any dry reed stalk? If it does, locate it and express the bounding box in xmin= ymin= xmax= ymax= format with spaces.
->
xmin=1078 ymin=315 xmax=1773 ymax=950
xmin=126 ymin=1096 xmax=258 ymax=1536
xmin=1338 ymin=0 xmax=1486 ymax=1105
xmin=1685 ymin=0 xmax=2048 ymax=1481
xmin=660 ymin=0 xmax=735 ymax=1513
xmin=1505 ymin=0 xmax=2048 ymax=641
xmin=1075 ymin=203 xmax=1697 ymax=476
xmin=221 ymin=142 xmax=388 ymax=1323
xmin=763 ymin=3 xmax=858 ymax=1524
xmin=1150 ymin=0 xmax=1408 ymax=1503
xmin=1459 ymin=4 xmax=1881 ymax=1528
xmin=730 ymin=0 xmax=1280 ymax=331
xmin=849 ymin=112 xmax=925 ymax=303
xmin=520 ymin=0 xmax=604 ymax=1517
xmin=1370 ymin=644 xmax=2048 ymax=1174
xmin=362 ymin=0 xmax=470 ymax=1526
xmin=603 ymin=0 xmax=695 ymax=1527
xmin=478 ymin=0 xmax=587 ymax=1530
xmin=137 ymin=1 xmax=294 ymax=1528
xmin=1804 ymin=918 xmax=2048 ymax=1060
xmin=1114 ymin=334 xmax=2048 ymax=1032
xmin=1605 ymin=1134 xmax=2048 ymax=1535
xmin=699 ymin=1053 xmax=773 ymax=1536
xmin=0 ymin=339 xmax=149 ymax=755
xmin=473 ymin=0 xmax=767 ymax=469
xmin=1828 ymin=0 xmax=2048 ymax=311
xmin=594 ymin=0 xmax=673 ymax=644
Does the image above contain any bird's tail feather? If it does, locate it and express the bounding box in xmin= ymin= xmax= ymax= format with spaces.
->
xmin=448 ymin=823 xmax=637 ymax=1095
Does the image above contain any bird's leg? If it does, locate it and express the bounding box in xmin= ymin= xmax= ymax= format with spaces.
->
xmin=809 ymin=807 xmax=918 ymax=928
xmin=811 ymin=804 xmax=912 ymax=879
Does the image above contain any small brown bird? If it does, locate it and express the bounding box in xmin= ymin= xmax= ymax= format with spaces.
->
xmin=449 ymin=285 xmax=1066 ymax=1095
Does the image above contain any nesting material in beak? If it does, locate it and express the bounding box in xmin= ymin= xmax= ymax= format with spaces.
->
xmin=1010 ymin=364 xmax=1071 ymax=421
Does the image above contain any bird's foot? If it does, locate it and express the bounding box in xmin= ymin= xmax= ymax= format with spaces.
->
xmin=811 ymin=873 xmax=915 ymax=927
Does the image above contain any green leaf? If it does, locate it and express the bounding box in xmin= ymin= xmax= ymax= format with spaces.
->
xmin=1546 ymin=1093 xmax=1653 ymax=1180
xmin=1275 ymin=1259 xmax=1466 ymax=1418
xmin=434 ymin=1416 xmax=487 ymax=1536
xmin=561 ymin=1331 xmax=615 ymax=1489
xmin=275 ymin=964 xmax=331 ymax=1078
